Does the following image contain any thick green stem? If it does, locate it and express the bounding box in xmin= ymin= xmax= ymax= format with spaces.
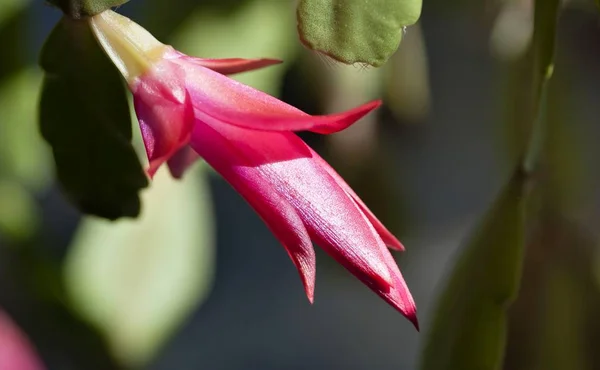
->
xmin=522 ymin=77 xmax=550 ymax=175
xmin=522 ymin=0 xmax=560 ymax=175
xmin=521 ymin=0 xmax=559 ymax=175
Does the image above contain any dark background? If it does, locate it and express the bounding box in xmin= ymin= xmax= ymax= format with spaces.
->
xmin=1 ymin=0 xmax=600 ymax=369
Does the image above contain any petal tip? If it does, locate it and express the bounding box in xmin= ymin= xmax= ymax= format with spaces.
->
xmin=300 ymin=273 xmax=316 ymax=305
xmin=261 ymin=58 xmax=283 ymax=66
xmin=146 ymin=166 xmax=158 ymax=179
xmin=387 ymin=239 xmax=406 ymax=251
xmin=406 ymin=310 xmax=419 ymax=331
xmin=306 ymin=291 xmax=315 ymax=305
xmin=309 ymin=99 xmax=383 ymax=134
xmin=396 ymin=294 xmax=419 ymax=330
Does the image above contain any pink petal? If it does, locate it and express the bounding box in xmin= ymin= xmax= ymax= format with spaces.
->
xmin=312 ymin=153 xmax=404 ymax=251
xmin=132 ymin=63 xmax=195 ymax=178
xmin=376 ymin=265 xmax=419 ymax=330
xmin=175 ymin=59 xmax=381 ymax=134
xmin=190 ymin=117 xmax=420 ymax=322
xmin=166 ymin=146 xmax=199 ymax=179
xmin=191 ymin=120 xmax=316 ymax=301
xmin=163 ymin=48 xmax=283 ymax=75
xmin=0 ymin=310 xmax=45 ymax=370
xmin=185 ymin=58 xmax=283 ymax=75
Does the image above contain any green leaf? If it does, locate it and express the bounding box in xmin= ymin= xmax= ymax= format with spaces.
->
xmin=0 ymin=69 xmax=51 ymax=191
xmin=39 ymin=17 xmax=148 ymax=220
xmin=507 ymin=216 xmax=597 ymax=370
xmin=297 ymin=0 xmax=422 ymax=67
xmin=47 ymin=0 xmax=128 ymax=18
xmin=0 ymin=70 xmax=49 ymax=241
xmin=420 ymin=172 xmax=526 ymax=370
xmin=0 ymin=0 xmax=27 ymax=29
xmin=0 ymin=180 xmax=39 ymax=240
xmin=64 ymin=167 xmax=215 ymax=367
xmin=0 ymin=0 xmax=28 ymax=83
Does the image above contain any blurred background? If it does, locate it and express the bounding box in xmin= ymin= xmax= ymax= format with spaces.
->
xmin=1 ymin=0 xmax=600 ymax=369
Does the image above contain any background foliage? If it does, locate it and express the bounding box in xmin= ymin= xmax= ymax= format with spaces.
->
xmin=1 ymin=0 xmax=600 ymax=369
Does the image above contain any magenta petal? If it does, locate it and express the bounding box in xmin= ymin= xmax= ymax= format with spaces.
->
xmin=313 ymin=153 xmax=404 ymax=251
xmin=191 ymin=120 xmax=316 ymax=301
xmin=176 ymin=61 xmax=381 ymax=134
xmin=376 ymin=263 xmax=419 ymax=329
xmin=162 ymin=48 xmax=282 ymax=75
xmin=190 ymin=118 xmax=418 ymax=323
xmin=166 ymin=146 xmax=199 ymax=179
xmin=186 ymin=58 xmax=282 ymax=75
xmin=190 ymin=117 xmax=404 ymax=298
xmin=0 ymin=310 xmax=45 ymax=370
xmin=132 ymin=64 xmax=195 ymax=177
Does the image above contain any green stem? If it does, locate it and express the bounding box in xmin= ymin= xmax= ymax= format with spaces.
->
xmin=522 ymin=77 xmax=550 ymax=175
xmin=521 ymin=0 xmax=559 ymax=175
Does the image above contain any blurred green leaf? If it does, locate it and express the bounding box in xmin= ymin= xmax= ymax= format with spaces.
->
xmin=39 ymin=17 xmax=148 ymax=220
xmin=0 ymin=70 xmax=49 ymax=242
xmin=141 ymin=0 xmax=249 ymax=41
xmin=534 ymin=265 xmax=588 ymax=370
xmin=297 ymin=0 xmax=422 ymax=67
xmin=0 ymin=0 xmax=28 ymax=83
xmin=47 ymin=0 xmax=128 ymax=18
xmin=0 ymin=180 xmax=39 ymax=241
xmin=173 ymin=0 xmax=298 ymax=95
xmin=64 ymin=167 xmax=215 ymax=367
xmin=420 ymin=172 xmax=526 ymax=370
xmin=506 ymin=216 xmax=598 ymax=370
xmin=0 ymin=69 xmax=51 ymax=190
xmin=0 ymin=0 xmax=26 ymax=29
xmin=384 ymin=23 xmax=430 ymax=123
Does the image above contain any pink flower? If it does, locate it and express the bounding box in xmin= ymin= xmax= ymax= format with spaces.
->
xmin=90 ymin=10 xmax=417 ymax=328
xmin=0 ymin=310 xmax=45 ymax=370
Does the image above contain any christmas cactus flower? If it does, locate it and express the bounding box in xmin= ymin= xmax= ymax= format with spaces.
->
xmin=0 ymin=309 xmax=45 ymax=370
xmin=89 ymin=10 xmax=418 ymax=328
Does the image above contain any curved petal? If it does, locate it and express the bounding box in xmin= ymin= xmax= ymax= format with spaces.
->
xmin=162 ymin=48 xmax=283 ymax=75
xmin=176 ymin=60 xmax=381 ymax=134
xmin=189 ymin=117 xmax=419 ymax=321
xmin=191 ymin=120 xmax=316 ymax=301
xmin=312 ymin=153 xmax=404 ymax=251
xmin=132 ymin=62 xmax=194 ymax=177
xmin=185 ymin=57 xmax=283 ymax=75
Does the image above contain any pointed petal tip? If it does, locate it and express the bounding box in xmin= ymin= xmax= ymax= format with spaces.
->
xmin=309 ymin=99 xmax=383 ymax=134
xmin=397 ymin=298 xmax=419 ymax=331
xmin=192 ymin=58 xmax=283 ymax=75
xmin=300 ymin=272 xmax=316 ymax=305
xmin=387 ymin=239 xmax=406 ymax=251
xmin=306 ymin=290 xmax=315 ymax=305
xmin=354 ymin=99 xmax=381 ymax=109
xmin=260 ymin=58 xmax=283 ymax=66
xmin=407 ymin=311 xmax=420 ymax=331
xmin=146 ymin=166 xmax=158 ymax=180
